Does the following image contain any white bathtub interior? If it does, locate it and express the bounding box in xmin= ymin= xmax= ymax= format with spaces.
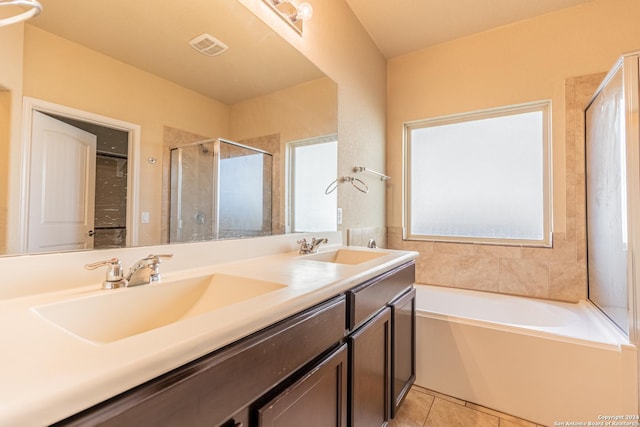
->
xmin=414 ymin=284 xmax=638 ymax=426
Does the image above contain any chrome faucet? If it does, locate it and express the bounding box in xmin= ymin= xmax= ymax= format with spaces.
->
xmin=126 ymin=254 xmax=173 ymax=287
xmin=297 ymin=237 xmax=328 ymax=254
xmin=86 ymin=254 xmax=173 ymax=289
xmin=85 ymin=258 xmax=128 ymax=289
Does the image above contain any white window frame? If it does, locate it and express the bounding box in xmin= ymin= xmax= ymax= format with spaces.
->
xmin=403 ymin=100 xmax=552 ymax=247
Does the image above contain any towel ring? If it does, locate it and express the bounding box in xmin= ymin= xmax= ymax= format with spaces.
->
xmin=350 ymin=177 xmax=369 ymax=193
xmin=324 ymin=178 xmax=338 ymax=195
xmin=0 ymin=0 xmax=42 ymax=27
xmin=325 ymin=176 xmax=369 ymax=194
xmin=340 ymin=176 xmax=368 ymax=193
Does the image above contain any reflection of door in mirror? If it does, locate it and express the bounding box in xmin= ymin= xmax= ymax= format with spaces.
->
xmin=28 ymin=111 xmax=96 ymax=253
xmin=288 ymin=136 xmax=338 ymax=232
xmin=27 ymin=111 xmax=129 ymax=253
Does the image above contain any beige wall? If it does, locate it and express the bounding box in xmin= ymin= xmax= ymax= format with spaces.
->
xmin=0 ymin=22 xmax=24 ymax=254
xmin=230 ymin=77 xmax=337 ymax=235
xmin=387 ymin=0 xmax=640 ymax=301
xmin=22 ymin=25 xmax=230 ymax=247
xmin=229 ymin=77 xmax=337 ymax=143
xmin=239 ymin=0 xmax=388 ymax=246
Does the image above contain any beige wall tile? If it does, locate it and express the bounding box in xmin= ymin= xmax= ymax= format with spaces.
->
xmin=498 ymin=258 xmax=549 ymax=298
xmin=434 ymin=241 xmax=475 ymax=256
xmin=423 ymin=253 xmax=462 ymax=287
xmin=522 ymin=234 xmax=576 ymax=264
xmin=474 ymin=244 xmax=522 ymax=259
xmin=455 ymin=257 xmax=499 ymax=292
xmin=388 ymin=226 xmax=403 ymax=248
xmin=348 ymin=228 xmax=363 ymax=246
xmin=549 ymin=262 xmax=587 ymax=301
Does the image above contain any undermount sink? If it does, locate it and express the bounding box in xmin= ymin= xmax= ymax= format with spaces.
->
xmin=303 ymin=249 xmax=388 ymax=265
xmin=33 ymin=274 xmax=286 ymax=344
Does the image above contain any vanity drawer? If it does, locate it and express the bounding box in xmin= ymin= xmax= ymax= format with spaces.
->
xmin=347 ymin=262 xmax=415 ymax=331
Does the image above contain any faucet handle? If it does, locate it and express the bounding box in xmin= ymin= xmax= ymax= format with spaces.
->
xmin=297 ymin=239 xmax=310 ymax=254
xmin=145 ymin=254 xmax=173 ymax=263
xmin=85 ymin=258 xmax=128 ymax=289
xmin=144 ymin=254 xmax=173 ymax=282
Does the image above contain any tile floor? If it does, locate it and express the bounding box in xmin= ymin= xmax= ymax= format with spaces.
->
xmin=389 ymin=386 xmax=548 ymax=427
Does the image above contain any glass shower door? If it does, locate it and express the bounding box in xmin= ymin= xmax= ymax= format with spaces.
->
xmin=169 ymin=142 xmax=215 ymax=243
xmin=585 ymin=63 xmax=630 ymax=334
xmin=215 ymin=139 xmax=272 ymax=239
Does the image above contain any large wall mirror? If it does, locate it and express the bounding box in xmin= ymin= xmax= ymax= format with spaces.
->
xmin=0 ymin=0 xmax=338 ymax=257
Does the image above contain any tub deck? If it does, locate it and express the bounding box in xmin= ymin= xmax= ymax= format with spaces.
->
xmin=415 ymin=284 xmax=629 ymax=348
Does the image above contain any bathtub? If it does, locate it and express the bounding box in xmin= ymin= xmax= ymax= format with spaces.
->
xmin=414 ymin=284 xmax=638 ymax=426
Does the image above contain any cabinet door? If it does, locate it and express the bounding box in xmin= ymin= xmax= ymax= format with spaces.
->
xmin=257 ymin=344 xmax=348 ymax=427
xmin=390 ymin=287 xmax=416 ymax=418
xmin=349 ymin=307 xmax=391 ymax=427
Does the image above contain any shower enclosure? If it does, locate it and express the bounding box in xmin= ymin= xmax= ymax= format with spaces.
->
xmin=169 ymin=138 xmax=273 ymax=242
xmin=585 ymin=52 xmax=640 ymax=339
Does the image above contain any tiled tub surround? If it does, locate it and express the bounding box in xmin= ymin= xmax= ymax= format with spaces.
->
xmin=0 ymin=232 xmax=417 ymax=425
xmin=414 ymin=284 xmax=637 ymax=426
xmin=388 ymin=73 xmax=606 ymax=303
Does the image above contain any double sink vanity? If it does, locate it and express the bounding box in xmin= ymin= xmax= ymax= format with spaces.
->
xmin=0 ymin=233 xmax=417 ymax=426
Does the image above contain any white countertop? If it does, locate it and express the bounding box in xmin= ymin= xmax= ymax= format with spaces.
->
xmin=0 ymin=243 xmax=417 ymax=426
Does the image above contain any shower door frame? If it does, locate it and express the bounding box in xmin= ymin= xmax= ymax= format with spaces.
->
xmin=585 ymin=53 xmax=640 ymax=413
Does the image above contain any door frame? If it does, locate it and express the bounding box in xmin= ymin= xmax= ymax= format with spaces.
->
xmin=16 ymin=97 xmax=141 ymax=252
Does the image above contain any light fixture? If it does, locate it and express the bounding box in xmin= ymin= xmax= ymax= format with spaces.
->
xmin=262 ymin=0 xmax=313 ymax=34
xmin=0 ymin=0 xmax=42 ymax=28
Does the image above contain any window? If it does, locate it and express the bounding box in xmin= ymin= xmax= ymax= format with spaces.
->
xmin=404 ymin=101 xmax=551 ymax=246
xmin=288 ymin=136 xmax=338 ymax=232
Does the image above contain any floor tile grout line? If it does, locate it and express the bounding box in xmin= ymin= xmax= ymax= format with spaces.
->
xmin=421 ymin=393 xmax=436 ymax=427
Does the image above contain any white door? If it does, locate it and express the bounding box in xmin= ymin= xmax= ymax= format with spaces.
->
xmin=27 ymin=111 xmax=97 ymax=253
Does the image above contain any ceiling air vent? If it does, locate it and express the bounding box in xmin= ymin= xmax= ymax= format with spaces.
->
xmin=189 ymin=33 xmax=228 ymax=57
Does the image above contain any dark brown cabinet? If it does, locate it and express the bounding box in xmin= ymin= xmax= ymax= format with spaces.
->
xmin=348 ymin=307 xmax=391 ymax=427
xmin=346 ymin=261 xmax=415 ymax=427
xmin=53 ymin=261 xmax=416 ymax=427
xmin=390 ymin=287 xmax=416 ymax=418
xmin=256 ymin=344 xmax=348 ymax=427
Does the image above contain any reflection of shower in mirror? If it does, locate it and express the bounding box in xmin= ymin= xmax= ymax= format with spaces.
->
xmin=169 ymin=138 xmax=273 ymax=242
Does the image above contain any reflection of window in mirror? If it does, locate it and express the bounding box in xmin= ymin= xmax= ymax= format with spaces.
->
xmin=0 ymin=90 xmax=10 ymax=254
xmin=288 ymin=136 xmax=337 ymax=232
